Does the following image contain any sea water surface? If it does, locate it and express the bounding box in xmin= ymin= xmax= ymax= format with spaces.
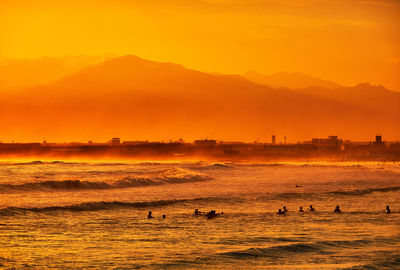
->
xmin=0 ymin=160 xmax=399 ymax=269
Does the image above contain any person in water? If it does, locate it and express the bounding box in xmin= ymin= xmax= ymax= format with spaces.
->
xmin=277 ymin=209 xmax=285 ymax=215
xmin=309 ymin=205 xmax=315 ymax=212
xmin=162 ymin=214 xmax=166 ymax=219
xmin=283 ymin=206 xmax=288 ymax=213
xmin=194 ymin=209 xmax=203 ymax=216
xmin=206 ymin=210 xmax=220 ymax=219
xmin=147 ymin=211 xmax=154 ymax=218
xmin=386 ymin=206 xmax=391 ymax=214
xmin=334 ymin=206 xmax=341 ymax=213
xmin=299 ymin=206 xmax=304 ymax=212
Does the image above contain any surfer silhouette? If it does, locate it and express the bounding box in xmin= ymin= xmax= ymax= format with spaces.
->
xmin=283 ymin=206 xmax=288 ymax=213
xmin=194 ymin=209 xmax=203 ymax=216
xmin=386 ymin=206 xmax=391 ymax=214
xmin=147 ymin=211 xmax=154 ymax=218
xmin=206 ymin=210 xmax=219 ymax=219
xmin=334 ymin=206 xmax=341 ymax=213
xmin=277 ymin=209 xmax=285 ymax=215
xmin=299 ymin=206 xmax=304 ymax=212
xmin=309 ymin=205 xmax=315 ymax=212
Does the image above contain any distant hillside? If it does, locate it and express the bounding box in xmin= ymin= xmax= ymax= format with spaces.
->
xmin=0 ymin=54 xmax=116 ymax=89
xmin=0 ymin=55 xmax=399 ymax=142
xmin=243 ymin=71 xmax=341 ymax=89
xmin=291 ymin=83 xmax=400 ymax=114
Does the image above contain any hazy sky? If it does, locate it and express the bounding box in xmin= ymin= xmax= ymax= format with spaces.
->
xmin=1 ymin=0 xmax=399 ymax=90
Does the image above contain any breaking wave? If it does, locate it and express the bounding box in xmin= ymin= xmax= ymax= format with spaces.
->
xmin=190 ymin=163 xmax=234 ymax=170
xmin=0 ymin=168 xmax=211 ymax=193
xmin=0 ymin=197 xmax=227 ymax=215
xmin=235 ymin=163 xmax=284 ymax=167
xmin=0 ymin=160 xmax=88 ymax=166
xmin=208 ymin=163 xmax=233 ymax=168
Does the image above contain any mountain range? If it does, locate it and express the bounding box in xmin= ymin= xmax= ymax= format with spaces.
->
xmin=0 ymin=55 xmax=399 ymax=142
xmin=243 ymin=71 xmax=341 ymax=89
xmin=0 ymin=54 xmax=116 ymax=89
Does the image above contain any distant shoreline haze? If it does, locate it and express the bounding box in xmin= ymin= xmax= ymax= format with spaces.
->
xmin=0 ymin=136 xmax=399 ymax=162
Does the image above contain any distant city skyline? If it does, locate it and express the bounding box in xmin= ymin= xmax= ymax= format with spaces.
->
xmin=0 ymin=134 xmax=397 ymax=145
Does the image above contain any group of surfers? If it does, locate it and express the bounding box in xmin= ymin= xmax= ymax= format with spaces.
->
xmin=194 ymin=209 xmax=224 ymax=219
xmin=276 ymin=205 xmax=392 ymax=214
xmin=277 ymin=205 xmax=315 ymax=214
xmin=147 ymin=209 xmax=223 ymax=219
xmin=148 ymin=205 xmax=392 ymax=219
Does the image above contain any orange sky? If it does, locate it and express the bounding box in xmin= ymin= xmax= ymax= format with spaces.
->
xmin=0 ymin=0 xmax=399 ymax=90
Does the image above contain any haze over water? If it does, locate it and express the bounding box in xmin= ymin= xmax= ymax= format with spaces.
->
xmin=0 ymin=160 xmax=399 ymax=269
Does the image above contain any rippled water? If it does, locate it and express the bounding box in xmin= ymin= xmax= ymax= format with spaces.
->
xmin=0 ymin=161 xmax=399 ymax=269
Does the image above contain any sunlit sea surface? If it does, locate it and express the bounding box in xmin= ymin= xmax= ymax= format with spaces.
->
xmin=0 ymin=160 xmax=399 ymax=269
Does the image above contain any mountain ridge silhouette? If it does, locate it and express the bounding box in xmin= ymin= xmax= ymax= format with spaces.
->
xmin=243 ymin=70 xmax=342 ymax=89
xmin=0 ymin=54 xmax=399 ymax=142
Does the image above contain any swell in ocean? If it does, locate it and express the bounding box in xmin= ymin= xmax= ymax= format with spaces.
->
xmin=0 ymin=168 xmax=211 ymax=193
xmin=148 ymin=236 xmax=400 ymax=268
xmin=330 ymin=186 xmax=400 ymax=195
xmin=255 ymin=186 xmax=400 ymax=201
xmin=218 ymin=237 xmax=399 ymax=259
xmin=2 ymin=187 xmax=400 ymax=215
xmin=0 ymin=196 xmax=235 ymax=215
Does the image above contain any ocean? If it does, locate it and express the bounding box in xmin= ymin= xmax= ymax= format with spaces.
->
xmin=0 ymin=160 xmax=399 ymax=269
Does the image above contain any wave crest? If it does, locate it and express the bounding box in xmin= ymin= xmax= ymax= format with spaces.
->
xmin=0 ymin=197 xmax=225 ymax=215
xmin=0 ymin=167 xmax=211 ymax=193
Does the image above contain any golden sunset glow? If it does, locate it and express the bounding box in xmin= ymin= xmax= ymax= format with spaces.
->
xmin=1 ymin=0 xmax=399 ymax=89
xmin=1 ymin=2 xmax=400 ymax=268
xmin=0 ymin=0 xmax=399 ymax=143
